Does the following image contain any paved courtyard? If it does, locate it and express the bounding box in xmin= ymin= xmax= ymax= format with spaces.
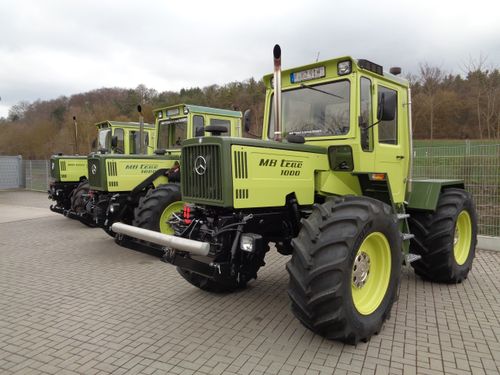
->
xmin=0 ymin=190 xmax=499 ymax=375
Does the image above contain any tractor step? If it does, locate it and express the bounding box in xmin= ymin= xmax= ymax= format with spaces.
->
xmin=401 ymin=233 xmax=415 ymax=241
xmin=405 ymin=253 xmax=422 ymax=263
xmin=397 ymin=213 xmax=410 ymax=220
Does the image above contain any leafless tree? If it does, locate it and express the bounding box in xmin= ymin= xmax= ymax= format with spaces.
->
xmin=419 ymin=63 xmax=445 ymax=139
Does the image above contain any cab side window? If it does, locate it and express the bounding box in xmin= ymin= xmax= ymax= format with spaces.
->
xmin=210 ymin=118 xmax=230 ymax=135
xmin=194 ymin=115 xmax=204 ymax=137
xmin=360 ymin=77 xmax=372 ymax=151
xmin=130 ymin=131 xmax=138 ymax=154
xmin=114 ymin=128 xmax=124 ymax=153
xmin=378 ymin=86 xmax=398 ymax=145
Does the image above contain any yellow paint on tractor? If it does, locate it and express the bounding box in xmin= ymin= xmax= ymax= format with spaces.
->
xmin=104 ymin=157 xmax=178 ymax=192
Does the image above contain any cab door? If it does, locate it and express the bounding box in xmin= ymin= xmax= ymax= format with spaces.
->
xmin=374 ymin=84 xmax=409 ymax=204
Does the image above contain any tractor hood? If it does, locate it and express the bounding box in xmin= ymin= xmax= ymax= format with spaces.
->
xmin=88 ymin=153 xmax=180 ymax=192
xmin=180 ymin=137 xmax=328 ymax=208
xmin=50 ymin=155 xmax=88 ymax=182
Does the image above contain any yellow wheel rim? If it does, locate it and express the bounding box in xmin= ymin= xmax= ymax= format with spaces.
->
xmin=454 ymin=210 xmax=472 ymax=265
xmin=159 ymin=201 xmax=184 ymax=235
xmin=351 ymin=232 xmax=392 ymax=315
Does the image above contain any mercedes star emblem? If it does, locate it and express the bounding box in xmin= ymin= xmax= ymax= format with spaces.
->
xmin=194 ymin=156 xmax=207 ymax=175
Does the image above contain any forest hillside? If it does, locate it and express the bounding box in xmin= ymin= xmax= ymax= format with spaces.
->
xmin=1 ymin=61 xmax=499 ymax=159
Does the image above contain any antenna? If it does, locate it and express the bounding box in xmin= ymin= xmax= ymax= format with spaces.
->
xmin=316 ymin=51 xmax=320 ymax=62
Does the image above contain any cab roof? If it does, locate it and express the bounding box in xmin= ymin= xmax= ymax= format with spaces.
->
xmin=154 ymin=103 xmax=242 ymax=118
xmin=263 ymin=56 xmax=409 ymax=89
xmin=95 ymin=121 xmax=154 ymax=129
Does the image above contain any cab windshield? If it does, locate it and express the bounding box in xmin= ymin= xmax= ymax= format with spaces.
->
xmin=269 ymin=80 xmax=350 ymax=138
xmin=98 ymin=128 xmax=111 ymax=150
xmin=158 ymin=117 xmax=188 ymax=149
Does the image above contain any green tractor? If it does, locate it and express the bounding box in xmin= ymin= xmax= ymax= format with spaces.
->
xmin=49 ymin=119 xmax=155 ymax=224
xmin=86 ymin=103 xmax=244 ymax=236
xmin=112 ymin=46 xmax=477 ymax=344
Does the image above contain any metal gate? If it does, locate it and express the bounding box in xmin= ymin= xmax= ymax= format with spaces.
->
xmin=0 ymin=155 xmax=23 ymax=189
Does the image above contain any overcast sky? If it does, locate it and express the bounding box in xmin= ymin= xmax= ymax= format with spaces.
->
xmin=1 ymin=0 xmax=499 ymax=118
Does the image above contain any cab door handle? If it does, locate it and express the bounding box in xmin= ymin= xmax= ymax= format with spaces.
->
xmin=396 ymin=155 xmax=405 ymax=159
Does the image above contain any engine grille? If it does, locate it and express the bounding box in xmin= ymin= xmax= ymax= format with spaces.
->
xmin=87 ymin=159 xmax=102 ymax=189
xmin=182 ymin=144 xmax=222 ymax=202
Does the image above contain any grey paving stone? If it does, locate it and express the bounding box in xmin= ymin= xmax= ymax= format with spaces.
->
xmin=0 ymin=191 xmax=499 ymax=375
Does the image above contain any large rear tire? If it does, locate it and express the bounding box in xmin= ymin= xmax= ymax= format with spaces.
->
xmin=408 ymin=188 xmax=477 ymax=283
xmin=287 ymin=197 xmax=401 ymax=344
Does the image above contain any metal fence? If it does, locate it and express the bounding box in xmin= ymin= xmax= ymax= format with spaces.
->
xmin=413 ymin=143 xmax=500 ymax=237
xmin=23 ymin=160 xmax=50 ymax=192
xmin=18 ymin=145 xmax=500 ymax=236
xmin=0 ymin=155 xmax=23 ymax=189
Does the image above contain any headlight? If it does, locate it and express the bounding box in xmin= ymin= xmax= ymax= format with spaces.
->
xmin=337 ymin=60 xmax=352 ymax=75
xmin=109 ymin=203 xmax=119 ymax=213
xmin=51 ymin=162 xmax=55 ymax=170
xmin=240 ymin=233 xmax=263 ymax=253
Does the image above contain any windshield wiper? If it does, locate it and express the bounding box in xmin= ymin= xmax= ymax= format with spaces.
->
xmin=300 ymin=83 xmax=344 ymax=99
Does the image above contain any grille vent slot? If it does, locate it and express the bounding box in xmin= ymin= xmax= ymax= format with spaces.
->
xmin=235 ymin=189 xmax=249 ymax=199
xmin=107 ymin=161 xmax=118 ymax=176
xmin=234 ymin=151 xmax=248 ymax=179
xmin=60 ymin=161 xmax=66 ymax=171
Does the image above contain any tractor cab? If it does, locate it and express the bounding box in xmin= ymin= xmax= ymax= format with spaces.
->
xmin=155 ymin=104 xmax=243 ymax=150
xmin=93 ymin=120 xmax=156 ymax=155
xmin=262 ymin=56 xmax=411 ymax=205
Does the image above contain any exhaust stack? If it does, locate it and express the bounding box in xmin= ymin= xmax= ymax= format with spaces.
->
xmin=137 ymin=105 xmax=144 ymax=154
xmin=273 ymin=44 xmax=282 ymax=141
xmin=72 ymin=116 xmax=78 ymax=154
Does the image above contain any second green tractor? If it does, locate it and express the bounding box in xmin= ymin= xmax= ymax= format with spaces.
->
xmin=86 ymin=104 xmax=244 ymax=237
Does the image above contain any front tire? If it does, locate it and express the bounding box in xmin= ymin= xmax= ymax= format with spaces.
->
xmin=132 ymin=184 xmax=183 ymax=234
xmin=70 ymin=180 xmax=94 ymax=227
xmin=287 ymin=197 xmax=401 ymax=344
xmin=408 ymin=188 xmax=477 ymax=283
xmin=177 ymin=243 xmax=270 ymax=293
xmin=70 ymin=180 xmax=89 ymax=214
xmin=176 ymin=268 xmax=240 ymax=293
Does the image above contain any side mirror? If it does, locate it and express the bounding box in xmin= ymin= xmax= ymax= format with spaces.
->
xmin=243 ymin=109 xmax=252 ymax=132
xmin=154 ymin=148 xmax=167 ymax=155
xmin=111 ymin=135 xmax=118 ymax=149
xmin=377 ymin=92 xmax=397 ymax=122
